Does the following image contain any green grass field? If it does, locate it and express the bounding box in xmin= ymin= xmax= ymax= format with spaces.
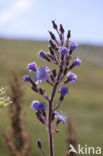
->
xmin=0 ymin=39 xmax=103 ymax=156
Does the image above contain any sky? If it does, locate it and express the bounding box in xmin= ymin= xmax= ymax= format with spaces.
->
xmin=0 ymin=0 xmax=103 ymax=45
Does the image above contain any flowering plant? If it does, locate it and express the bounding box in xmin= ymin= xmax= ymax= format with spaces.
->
xmin=24 ymin=20 xmax=81 ymax=156
xmin=0 ymin=87 xmax=12 ymax=109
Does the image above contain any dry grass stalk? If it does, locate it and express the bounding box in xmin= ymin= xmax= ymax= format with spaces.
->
xmin=64 ymin=117 xmax=77 ymax=156
xmin=3 ymin=70 xmax=32 ymax=156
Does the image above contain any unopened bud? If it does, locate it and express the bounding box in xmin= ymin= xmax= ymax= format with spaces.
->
xmin=59 ymin=94 xmax=64 ymax=101
xmin=42 ymin=110 xmax=47 ymax=117
xmin=31 ymin=81 xmax=38 ymax=92
xmin=39 ymin=88 xmax=45 ymax=95
xmin=50 ymin=74 xmax=54 ymax=81
xmin=55 ymin=129 xmax=59 ymax=133
xmin=67 ymin=30 xmax=71 ymax=39
xmin=63 ymin=67 xmax=68 ymax=76
xmin=47 ymin=54 xmax=54 ymax=61
xmin=49 ymin=40 xmax=56 ymax=49
xmin=52 ymin=20 xmax=58 ymax=29
xmin=60 ymin=24 xmax=64 ymax=33
xmin=57 ymin=119 xmax=61 ymax=124
xmin=48 ymin=46 xmax=54 ymax=55
xmin=39 ymin=50 xmax=50 ymax=62
xmin=69 ymin=64 xmax=74 ymax=70
xmin=52 ymin=112 xmax=55 ymax=121
xmin=37 ymin=140 xmax=42 ymax=149
xmin=48 ymin=31 xmax=56 ymax=40
xmin=36 ymin=112 xmax=45 ymax=124
xmin=31 ymin=85 xmax=38 ymax=92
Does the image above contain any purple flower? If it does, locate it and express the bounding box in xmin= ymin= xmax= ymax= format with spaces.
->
xmin=38 ymin=50 xmax=50 ymax=62
xmin=30 ymin=100 xmax=46 ymax=110
xmin=67 ymin=72 xmax=77 ymax=84
xmin=73 ymin=57 xmax=82 ymax=66
xmin=38 ymin=50 xmax=46 ymax=57
xmin=55 ymin=111 xmax=66 ymax=124
xmin=70 ymin=42 xmax=78 ymax=52
xmin=33 ymin=66 xmax=50 ymax=84
xmin=27 ymin=62 xmax=37 ymax=72
xmin=59 ymin=86 xmax=69 ymax=96
xmin=59 ymin=46 xmax=68 ymax=55
xmin=23 ymin=75 xmax=31 ymax=82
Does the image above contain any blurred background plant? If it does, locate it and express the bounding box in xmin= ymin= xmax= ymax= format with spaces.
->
xmin=64 ymin=117 xmax=77 ymax=156
xmin=0 ymin=87 xmax=12 ymax=109
xmin=3 ymin=71 xmax=32 ymax=156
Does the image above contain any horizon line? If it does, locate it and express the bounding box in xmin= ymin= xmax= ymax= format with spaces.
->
xmin=0 ymin=36 xmax=103 ymax=47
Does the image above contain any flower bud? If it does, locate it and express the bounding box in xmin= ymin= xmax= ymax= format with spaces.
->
xmin=49 ymin=40 xmax=56 ymax=49
xmin=23 ymin=75 xmax=31 ymax=82
xmin=39 ymin=88 xmax=45 ymax=95
xmin=52 ymin=112 xmax=55 ymax=121
xmin=67 ymin=30 xmax=71 ymax=39
xmin=59 ymin=94 xmax=64 ymax=101
xmin=36 ymin=112 xmax=45 ymax=124
xmin=60 ymin=24 xmax=64 ymax=33
xmin=31 ymin=85 xmax=38 ymax=92
xmin=38 ymin=51 xmax=50 ymax=62
xmin=48 ymin=46 xmax=54 ymax=55
xmin=50 ymin=74 xmax=54 ymax=82
xmin=63 ymin=67 xmax=68 ymax=76
xmin=47 ymin=54 xmax=54 ymax=61
xmin=48 ymin=31 xmax=56 ymax=40
xmin=52 ymin=20 xmax=58 ymax=30
xmin=41 ymin=110 xmax=47 ymax=117
xmin=37 ymin=140 xmax=42 ymax=149
xmin=55 ymin=129 xmax=59 ymax=133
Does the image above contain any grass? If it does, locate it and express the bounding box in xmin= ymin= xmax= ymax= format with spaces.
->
xmin=0 ymin=39 xmax=103 ymax=156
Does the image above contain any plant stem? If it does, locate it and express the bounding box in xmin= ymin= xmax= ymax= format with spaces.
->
xmin=53 ymin=100 xmax=62 ymax=111
xmin=48 ymin=61 xmax=63 ymax=156
xmin=48 ymin=82 xmax=58 ymax=156
xmin=40 ymin=148 xmax=47 ymax=156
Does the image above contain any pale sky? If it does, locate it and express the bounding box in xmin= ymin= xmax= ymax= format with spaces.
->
xmin=0 ymin=0 xmax=103 ymax=45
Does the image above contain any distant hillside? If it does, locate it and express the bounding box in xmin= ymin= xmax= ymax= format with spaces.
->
xmin=76 ymin=44 xmax=103 ymax=67
xmin=0 ymin=38 xmax=103 ymax=67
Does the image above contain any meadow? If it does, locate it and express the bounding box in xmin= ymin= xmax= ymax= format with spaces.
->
xmin=0 ymin=39 xmax=103 ymax=156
